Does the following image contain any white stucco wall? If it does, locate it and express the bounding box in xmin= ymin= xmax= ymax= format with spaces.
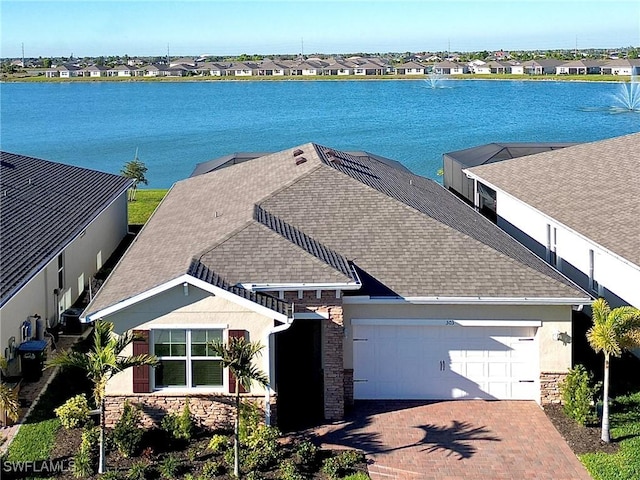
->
xmin=494 ymin=190 xmax=640 ymax=309
xmin=342 ymin=302 xmax=573 ymax=374
xmin=0 ymin=191 xmax=128 ymax=359
xmin=103 ymin=285 xmax=276 ymax=396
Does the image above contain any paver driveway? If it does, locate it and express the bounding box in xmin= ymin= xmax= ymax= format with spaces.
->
xmin=311 ymin=400 xmax=592 ymax=480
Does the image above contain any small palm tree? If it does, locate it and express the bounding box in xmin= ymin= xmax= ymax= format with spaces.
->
xmin=210 ymin=337 xmax=269 ymax=478
xmin=586 ymin=298 xmax=640 ymax=442
xmin=48 ymin=320 xmax=158 ymax=473
xmin=0 ymin=355 xmax=20 ymax=424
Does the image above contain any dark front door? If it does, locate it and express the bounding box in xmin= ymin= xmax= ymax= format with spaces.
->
xmin=275 ymin=318 xmax=323 ymax=431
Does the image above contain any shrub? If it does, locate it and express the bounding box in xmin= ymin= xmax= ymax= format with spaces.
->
xmin=201 ymin=460 xmax=225 ymax=479
xmin=127 ymin=459 xmax=150 ymax=480
xmin=342 ymin=473 xmax=371 ymax=480
xmin=159 ymin=453 xmax=181 ymax=479
xmin=207 ymin=433 xmax=229 ymax=453
xmin=243 ymin=424 xmax=282 ymax=471
xmin=294 ymin=440 xmax=318 ymax=468
xmin=101 ymin=471 xmax=122 ymax=480
xmin=54 ymin=394 xmax=90 ymax=429
xmin=161 ymin=400 xmax=194 ymax=441
xmin=113 ymin=400 xmax=144 ymax=457
xmin=72 ymin=449 xmax=93 ymax=478
xmin=245 ymin=472 xmax=265 ymax=480
xmin=322 ymin=450 xmax=365 ymax=479
xmin=239 ymin=401 xmax=263 ymax=442
xmin=278 ymin=459 xmax=305 ymax=480
xmin=560 ymin=364 xmax=599 ymax=426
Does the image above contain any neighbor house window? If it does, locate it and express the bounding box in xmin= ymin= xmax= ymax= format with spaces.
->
xmin=589 ymin=249 xmax=599 ymax=293
xmin=153 ymin=329 xmax=224 ymax=389
xmin=57 ymin=254 xmax=65 ymax=289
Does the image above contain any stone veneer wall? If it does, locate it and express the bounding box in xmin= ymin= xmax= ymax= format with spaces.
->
xmin=282 ymin=290 xmax=345 ymax=421
xmin=540 ymin=372 xmax=567 ymax=404
xmin=103 ymin=394 xmax=267 ymax=429
xmin=344 ymin=369 xmax=354 ymax=409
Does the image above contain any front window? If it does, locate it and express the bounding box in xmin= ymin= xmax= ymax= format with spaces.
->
xmin=153 ymin=329 xmax=224 ymax=389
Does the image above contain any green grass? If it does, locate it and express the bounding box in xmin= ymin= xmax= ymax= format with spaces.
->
xmin=6 ymin=418 xmax=60 ymax=461
xmin=579 ymin=391 xmax=640 ymax=480
xmin=128 ymin=189 xmax=168 ymax=225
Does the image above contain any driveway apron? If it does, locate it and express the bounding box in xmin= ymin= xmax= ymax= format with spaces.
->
xmin=311 ymin=400 xmax=592 ymax=480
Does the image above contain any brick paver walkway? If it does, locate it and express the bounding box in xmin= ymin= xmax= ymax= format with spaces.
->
xmin=311 ymin=400 xmax=592 ymax=480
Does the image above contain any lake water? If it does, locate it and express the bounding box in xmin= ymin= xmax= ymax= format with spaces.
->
xmin=1 ymin=79 xmax=638 ymax=188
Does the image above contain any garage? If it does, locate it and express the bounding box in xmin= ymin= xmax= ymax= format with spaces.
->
xmin=352 ymin=320 xmax=539 ymax=401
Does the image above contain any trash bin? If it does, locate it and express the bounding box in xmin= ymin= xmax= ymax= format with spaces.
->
xmin=17 ymin=340 xmax=48 ymax=381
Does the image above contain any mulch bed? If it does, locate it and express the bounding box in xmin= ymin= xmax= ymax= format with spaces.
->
xmin=543 ymin=403 xmax=618 ymax=455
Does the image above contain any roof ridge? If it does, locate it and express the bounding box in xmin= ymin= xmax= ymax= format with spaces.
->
xmin=253 ymin=204 xmax=356 ymax=282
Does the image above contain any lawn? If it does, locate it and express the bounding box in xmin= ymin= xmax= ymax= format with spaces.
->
xmin=579 ymin=391 xmax=640 ymax=480
xmin=127 ymin=189 xmax=168 ymax=225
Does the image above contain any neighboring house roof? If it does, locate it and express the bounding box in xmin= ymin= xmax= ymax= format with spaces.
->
xmin=0 ymin=152 xmax=132 ymax=307
xmin=445 ymin=142 xmax=579 ymax=168
xmin=190 ymin=151 xmax=411 ymax=177
xmin=468 ymin=133 xmax=640 ymax=267
xmin=86 ymin=143 xmax=587 ymax=318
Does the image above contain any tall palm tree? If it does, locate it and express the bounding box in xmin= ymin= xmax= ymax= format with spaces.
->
xmin=586 ymin=298 xmax=640 ymax=442
xmin=48 ymin=321 xmax=158 ymax=473
xmin=210 ymin=337 xmax=269 ymax=478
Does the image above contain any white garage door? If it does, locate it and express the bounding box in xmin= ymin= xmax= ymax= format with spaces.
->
xmin=353 ymin=322 xmax=538 ymax=400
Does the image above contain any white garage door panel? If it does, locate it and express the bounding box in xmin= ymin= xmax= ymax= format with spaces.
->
xmin=353 ymin=324 xmax=538 ymax=400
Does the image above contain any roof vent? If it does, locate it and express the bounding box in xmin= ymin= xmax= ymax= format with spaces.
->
xmin=293 ymin=149 xmax=304 ymax=157
xmin=295 ymin=156 xmax=307 ymax=166
xmin=327 ymin=154 xmax=342 ymax=165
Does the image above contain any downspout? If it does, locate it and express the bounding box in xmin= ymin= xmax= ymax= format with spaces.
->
xmin=263 ymin=304 xmax=295 ymax=426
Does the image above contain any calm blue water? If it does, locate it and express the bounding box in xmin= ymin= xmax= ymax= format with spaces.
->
xmin=1 ymin=80 xmax=638 ymax=188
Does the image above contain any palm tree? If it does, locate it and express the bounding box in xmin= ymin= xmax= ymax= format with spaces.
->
xmin=48 ymin=321 xmax=158 ymax=473
xmin=210 ymin=337 xmax=269 ymax=478
xmin=0 ymin=355 xmax=20 ymax=424
xmin=586 ymin=298 xmax=640 ymax=442
xmin=121 ymin=149 xmax=148 ymax=201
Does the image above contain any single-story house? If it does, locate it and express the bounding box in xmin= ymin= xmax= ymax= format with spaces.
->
xmin=0 ymin=152 xmax=131 ymax=375
xmin=521 ymin=59 xmax=563 ymax=75
xmin=257 ymin=60 xmax=288 ymax=76
xmin=600 ymin=59 xmax=640 ymax=76
xmin=464 ymin=133 xmax=640 ymax=314
xmin=84 ymin=65 xmax=110 ymax=77
xmin=395 ymin=62 xmax=427 ymax=75
xmin=556 ymin=60 xmax=603 ymax=75
xmin=433 ymin=60 xmax=468 ymax=75
xmin=84 ymin=144 xmax=589 ymax=431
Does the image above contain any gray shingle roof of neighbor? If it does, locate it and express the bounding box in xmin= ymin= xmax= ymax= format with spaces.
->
xmin=85 ymin=142 xmax=589 ymax=318
xmin=0 ymin=151 xmax=132 ymax=307
xmin=468 ymin=133 xmax=640 ymax=268
xmin=445 ymin=142 xmax=579 ymax=168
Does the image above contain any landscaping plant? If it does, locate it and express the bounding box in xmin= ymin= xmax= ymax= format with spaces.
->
xmin=161 ymin=399 xmax=194 ymax=443
xmin=159 ymin=452 xmax=181 ymax=479
xmin=277 ymin=459 xmax=305 ymax=480
xmin=113 ymin=400 xmax=144 ymax=457
xmin=560 ymin=364 xmax=600 ymax=426
xmin=322 ymin=450 xmax=366 ymax=480
xmin=54 ymin=393 xmax=91 ymax=429
xmin=209 ymin=336 xmax=270 ymax=478
xmin=586 ymin=298 xmax=640 ymax=442
xmin=293 ymin=440 xmax=318 ymax=469
xmin=48 ymin=320 xmax=158 ymax=473
xmin=0 ymin=355 xmax=20 ymax=424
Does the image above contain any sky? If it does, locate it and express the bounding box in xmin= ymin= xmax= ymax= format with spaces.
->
xmin=1 ymin=0 xmax=639 ymax=58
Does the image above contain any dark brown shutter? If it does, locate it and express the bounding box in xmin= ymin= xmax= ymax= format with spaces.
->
xmin=228 ymin=330 xmax=248 ymax=394
xmin=132 ymin=330 xmax=151 ymax=393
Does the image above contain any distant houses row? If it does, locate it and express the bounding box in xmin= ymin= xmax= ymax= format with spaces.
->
xmin=44 ymin=57 xmax=640 ymax=79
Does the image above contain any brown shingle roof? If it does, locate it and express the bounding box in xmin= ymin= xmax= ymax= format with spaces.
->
xmin=468 ymin=133 xmax=640 ymax=267
xmin=86 ymin=142 xmax=588 ymax=317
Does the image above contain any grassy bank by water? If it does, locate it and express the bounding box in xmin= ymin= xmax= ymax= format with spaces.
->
xmin=2 ymin=72 xmax=634 ymax=83
xmin=128 ymin=189 xmax=168 ymax=225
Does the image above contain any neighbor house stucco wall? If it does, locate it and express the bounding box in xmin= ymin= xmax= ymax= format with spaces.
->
xmin=494 ymin=190 xmax=639 ymax=309
xmin=0 ymin=191 xmax=128 ymax=364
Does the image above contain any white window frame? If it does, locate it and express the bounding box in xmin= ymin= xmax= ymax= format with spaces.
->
xmin=589 ymin=249 xmax=600 ymax=294
xmin=151 ymin=325 xmax=228 ymax=392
